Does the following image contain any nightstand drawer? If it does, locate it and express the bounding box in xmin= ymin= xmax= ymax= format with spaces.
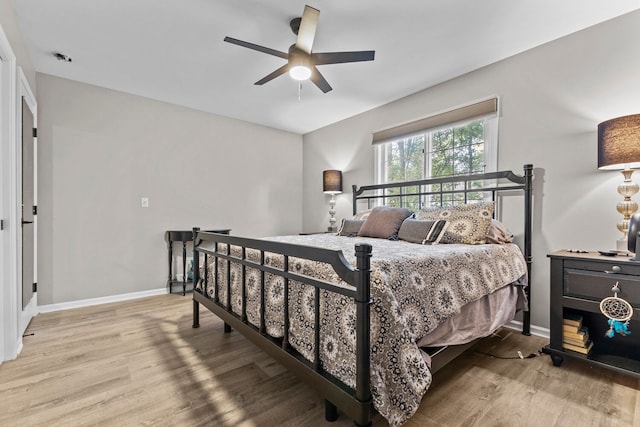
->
xmin=564 ymin=258 xmax=640 ymax=276
xmin=564 ymin=268 xmax=640 ymax=308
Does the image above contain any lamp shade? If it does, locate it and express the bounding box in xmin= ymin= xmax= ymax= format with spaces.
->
xmin=598 ymin=114 xmax=640 ymax=170
xmin=323 ymin=170 xmax=342 ymax=194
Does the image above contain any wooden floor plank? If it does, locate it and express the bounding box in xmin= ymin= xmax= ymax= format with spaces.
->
xmin=0 ymin=294 xmax=638 ymax=426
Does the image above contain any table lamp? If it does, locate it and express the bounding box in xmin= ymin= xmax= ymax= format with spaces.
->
xmin=598 ymin=114 xmax=640 ymax=252
xmin=323 ymin=170 xmax=342 ymax=232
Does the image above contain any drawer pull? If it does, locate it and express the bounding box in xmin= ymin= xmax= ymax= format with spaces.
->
xmin=605 ymin=265 xmax=621 ymax=274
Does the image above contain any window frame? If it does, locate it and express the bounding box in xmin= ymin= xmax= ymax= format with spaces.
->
xmin=374 ymin=107 xmax=498 ymax=186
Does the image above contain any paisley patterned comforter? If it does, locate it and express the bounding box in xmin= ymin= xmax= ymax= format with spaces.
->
xmin=203 ymin=234 xmax=527 ymax=426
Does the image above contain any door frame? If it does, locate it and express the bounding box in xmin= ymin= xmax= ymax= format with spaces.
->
xmin=18 ymin=67 xmax=37 ymax=337
xmin=0 ymin=23 xmax=18 ymax=363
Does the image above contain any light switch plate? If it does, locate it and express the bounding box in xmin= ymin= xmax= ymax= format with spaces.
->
xmin=141 ymin=197 xmax=149 ymax=208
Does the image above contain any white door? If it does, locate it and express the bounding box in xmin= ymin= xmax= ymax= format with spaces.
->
xmin=0 ymin=24 xmax=18 ymax=362
xmin=18 ymin=70 xmax=37 ymax=336
xmin=0 ymin=48 xmax=5 ymax=363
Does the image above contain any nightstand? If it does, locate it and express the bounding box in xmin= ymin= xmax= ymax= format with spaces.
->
xmin=542 ymin=250 xmax=640 ymax=377
xmin=165 ymin=229 xmax=231 ymax=295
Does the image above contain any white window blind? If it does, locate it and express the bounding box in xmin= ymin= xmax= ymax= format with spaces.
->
xmin=372 ymin=98 xmax=498 ymax=145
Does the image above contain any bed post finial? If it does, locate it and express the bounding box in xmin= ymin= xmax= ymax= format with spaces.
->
xmin=354 ymin=243 xmax=373 ymax=426
xmin=352 ymin=184 xmax=358 ymax=216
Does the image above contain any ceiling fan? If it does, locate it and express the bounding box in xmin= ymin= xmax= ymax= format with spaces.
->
xmin=223 ymin=5 xmax=375 ymax=93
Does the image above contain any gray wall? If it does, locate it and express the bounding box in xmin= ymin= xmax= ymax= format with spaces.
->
xmin=302 ymin=10 xmax=640 ymax=329
xmin=0 ymin=0 xmax=35 ymax=89
xmin=37 ymin=74 xmax=302 ymax=304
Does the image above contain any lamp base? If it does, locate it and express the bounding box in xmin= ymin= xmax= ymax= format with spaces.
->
xmin=327 ymin=226 xmax=337 ymax=233
xmin=327 ymin=193 xmax=337 ymax=233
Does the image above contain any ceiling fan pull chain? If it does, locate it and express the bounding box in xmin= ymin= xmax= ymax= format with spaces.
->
xmin=298 ymin=82 xmax=302 ymax=102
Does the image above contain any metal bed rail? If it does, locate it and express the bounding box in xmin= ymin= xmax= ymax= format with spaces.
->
xmin=192 ymin=229 xmax=374 ymax=426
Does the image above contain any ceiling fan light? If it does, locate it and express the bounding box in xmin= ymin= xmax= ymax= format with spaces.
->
xmin=289 ymin=65 xmax=311 ymax=81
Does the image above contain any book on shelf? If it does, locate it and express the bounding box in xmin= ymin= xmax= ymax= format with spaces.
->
xmin=562 ymin=323 xmax=581 ymax=334
xmin=563 ymin=313 xmax=583 ymax=328
xmin=563 ymin=336 xmax=588 ymax=347
xmin=562 ymin=340 xmax=594 ymax=355
xmin=563 ymin=326 xmax=589 ymax=342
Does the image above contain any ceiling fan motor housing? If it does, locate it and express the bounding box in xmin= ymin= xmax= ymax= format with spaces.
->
xmin=288 ymin=45 xmax=309 ymax=64
xmin=288 ymin=45 xmax=311 ymax=80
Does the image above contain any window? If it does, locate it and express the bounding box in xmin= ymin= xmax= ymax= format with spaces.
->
xmin=372 ymin=99 xmax=498 ymax=209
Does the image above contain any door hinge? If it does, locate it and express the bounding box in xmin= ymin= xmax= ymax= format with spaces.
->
xmin=33 ymin=127 xmax=37 ymax=138
xmin=33 ymin=282 xmax=37 ymax=292
xmin=0 ymin=219 xmax=3 ymax=230
xmin=33 ymin=205 xmax=38 ymax=216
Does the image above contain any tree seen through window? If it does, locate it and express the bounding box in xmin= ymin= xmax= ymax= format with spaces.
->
xmin=378 ymin=119 xmax=488 ymax=209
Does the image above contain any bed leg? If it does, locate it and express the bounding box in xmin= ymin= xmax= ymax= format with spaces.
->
xmin=192 ymin=227 xmax=201 ymax=329
xmin=324 ymin=400 xmax=337 ymax=422
xmin=522 ymin=310 xmax=531 ymax=336
xmin=192 ymin=298 xmax=200 ymax=328
xmin=223 ymin=322 xmax=232 ymax=333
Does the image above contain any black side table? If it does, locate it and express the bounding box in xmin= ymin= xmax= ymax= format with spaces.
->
xmin=165 ymin=229 xmax=231 ymax=295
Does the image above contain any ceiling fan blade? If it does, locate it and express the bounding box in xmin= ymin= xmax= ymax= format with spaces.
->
xmin=255 ymin=64 xmax=290 ymax=85
xmin=296 ymin=5 xmax=320 ymax=54
xmin=224 ymin=36 xmax=288 ymax=59
xmin=312 ymin=50 xmax=375 ymax=65
xmin=310 ymin=67 xmax=332 ymax=93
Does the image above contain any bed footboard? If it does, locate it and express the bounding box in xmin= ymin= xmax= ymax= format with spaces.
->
xmin=191 ymin=228 xmax=374 ymax=426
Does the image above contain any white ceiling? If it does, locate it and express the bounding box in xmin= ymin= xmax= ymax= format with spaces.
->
xmin=12 ymin=1 xmax=640 ymax=134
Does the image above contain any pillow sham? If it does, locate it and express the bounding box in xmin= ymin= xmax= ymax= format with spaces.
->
xmin=357 ymin=206 xmax=414 ymax=240
xmin=337 ymin=219 xmax=365 ymax=237
xmin=397 ymin=219 xmax=449 ymax=245
xmin=417 ymin=201 xmax=494 ymax=245
xmin=352 ymin=209 xmax=373 ymax=221
xmin=485 ymin=219 xmax=514 ymax=244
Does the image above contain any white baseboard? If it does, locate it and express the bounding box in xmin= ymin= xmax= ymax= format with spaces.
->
xmin=38 ymin=288 xmax=168 ymax=313
xmin=504 ymin=320 xmax=550 ymax=339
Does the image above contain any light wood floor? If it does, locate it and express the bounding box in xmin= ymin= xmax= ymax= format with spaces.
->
xmin=1 ymin=294 xmax=639 ymax=426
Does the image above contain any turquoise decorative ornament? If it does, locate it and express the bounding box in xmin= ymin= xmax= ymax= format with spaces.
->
xmin=605 ymin=319 xmax=631 ymax=338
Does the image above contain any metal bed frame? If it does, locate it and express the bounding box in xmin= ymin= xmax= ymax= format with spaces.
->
xmin=191 ymin=164 xmax=533 ymax=426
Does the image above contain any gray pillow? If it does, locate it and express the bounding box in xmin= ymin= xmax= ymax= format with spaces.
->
xmin=338 ymin=219 xmax=365 ymax=237
xmin=357 ymin=206 xmax=414 ymax=240
xmin=397 ymin=219 xmax=449 ymax=245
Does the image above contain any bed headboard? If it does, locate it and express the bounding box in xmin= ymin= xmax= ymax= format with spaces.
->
xmin=352 ymin=164 xmax=532 ymax=213
xmin=352 ymin=164 xmax=534 ymax=334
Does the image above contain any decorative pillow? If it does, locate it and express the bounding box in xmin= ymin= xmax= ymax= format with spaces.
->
xmin=397 ymin=219 xmax=449 ymax=245
xmin=357 ymin=206 xmax=414 ymax=240
xmin=485 ymin=219 xmax=514 ymax=244
xmin=337 ymin=219 xmax=365 ymax=237
xmin=353 ymin=209 xmax=373 ymax=220
xmin=417 ymin=201 xmax=494 ymax=244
